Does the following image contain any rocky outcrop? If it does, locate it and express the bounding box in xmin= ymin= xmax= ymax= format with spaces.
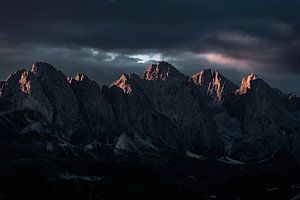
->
xmin=110 ymin=72 xmax=179 ymax=152
xmin=31 ymin=62 xmax=80 ymax=139
xmin=112 ymin=73 xmax=142 ymax=94
xmin=0 ymin=61 xmax=299 ymax=163
xmin=192 ymin=69 xmax=238 ymax=102
xmin=191 ymin=69 xmax=213 ymax=89
xmin=235 ymin=73 xmax=258 ymax=95
xmin=287 ymin=93 xmax=300 ymax=112
xmin=0 ymin=70 xmax=53 ymax=122
xmin=229 ymin=74 xmax=293 ymax=161
xmin=0 ymin=109 xmax=52 ymax=136
xmin=142 ymin=61 xmax=186 ymax=81
xmin=69 ymin=73 xmax=115 ymax=144
xmin=109 ymin=62 xmax=224 ymax=156
xmin=287 ymin=94 xmax=300 ymax=160
xmin=140 ymin=62 xmax=224 ymax=156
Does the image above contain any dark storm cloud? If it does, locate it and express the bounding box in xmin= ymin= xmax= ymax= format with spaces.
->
xmin=1 ymin=0 xmax=299 ymax=49
xmin=0 ymin=0 xmax=300 ymax=93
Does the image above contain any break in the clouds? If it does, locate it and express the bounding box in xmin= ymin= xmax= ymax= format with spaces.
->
xmin=0 ymin=0 xmax=300 ymax=94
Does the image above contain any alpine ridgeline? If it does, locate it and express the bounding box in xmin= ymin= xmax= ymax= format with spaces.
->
xmin=0 ymin=61 xmax=299 ymax=162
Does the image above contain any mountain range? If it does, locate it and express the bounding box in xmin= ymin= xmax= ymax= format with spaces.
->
xmin=0 ymin=61 xmax=299 ymax=163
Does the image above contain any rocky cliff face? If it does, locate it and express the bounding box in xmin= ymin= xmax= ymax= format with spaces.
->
xmin=110 ymin=73 xmax=178 ymax=153
xmin=142 ymin=61 xmax=185 ymax=81
xmin=31 ymin=62 xmax=81 ymax=139
xmin=0 ymin=61 xmax=299 ymax=163
xmin=287 ymin=93 xmax=300 ymax=112
xmin=140 ymin=62 xmax=223 ymax=156
xmin=236 ymin=73 xmax=258 ymax=95
xmin=111 ymin=62 xmax=224 ymax=156
xmin=0 ymin=70 xmax=53 ymax=122
xmin=68 ymin=73 xmax=115 ymax=144
xmin=228 ymin=75 xmax=294 ymax=161
xmin=192 ymin=69 xmax=238 ymax=102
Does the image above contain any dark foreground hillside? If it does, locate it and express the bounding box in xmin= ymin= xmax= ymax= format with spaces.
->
xmin=0 ymin=152 xmax=299 ymax=200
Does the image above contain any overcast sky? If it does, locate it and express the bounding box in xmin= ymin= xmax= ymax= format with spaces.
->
xmin=0 ymin=0 xmax=300 ymax=94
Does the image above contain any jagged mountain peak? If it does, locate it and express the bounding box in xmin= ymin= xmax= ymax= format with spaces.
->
xmin=248 ymin=73 xmax=258 ymax=80
xmin=68 ymin=73 xmax=93 ymax=85
xmin=0 ymin=81 xmax=4 ymax=90
xmin=141 ymin=61 xmax=185 ymax=81
xmin=0 ymin=61 xmax=299 ymax=164
xmin=212 ymin=69 xmax=222 ymax=79
xmin=288 ymin=93 xmax=297 ymax=101
xmin=191 ymin=68 xmax=213 ymax=86
xmin=74 ymin=73 xmax=89 ymax=82
xmin=120 ymin=73 xmax=140 ymax=81
xmin=192 ymin=68 xmax=238 ymax=102
xmin=1 ymin=70 xmax=21 ymax=97
xmin=1 ymin=69 xmax=37 ymax=95
xmin=192 ymin=68 xmax=229 ymax=86
xmin=31 ymin=62 xmax=80 ymax=137
xmin=114 ymin=73 xmax=141 ymax=84
xmin=112 ymin=73 xmax=141 ymax=94
xmin=18 ymin=70 xmax=35 ymax=93
xmin=31 ymin=62 xmax=58 ymax=78
xmin=211 ymin=69 xmax=227 ymax=85
xmin=4 ymin=69 xmax=26 ymax=82
xmin=287 ymin=93 xmax=300 ymax=112
xmin=0 ymin=67 xmax=54 ymax=121
xmin=236 ymin=73 xmax=263 ymax=95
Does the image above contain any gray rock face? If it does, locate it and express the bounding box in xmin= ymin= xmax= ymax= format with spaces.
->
xmin=235 ymin=73 xmax=259 ymax=95
xmin=110 ymin=73 xmax=179 ymax=152
xmin=31 ymin=62 xmax=80 ymax=139
xmin=192 ymin=69 xmax=238 ymax=102
xmin=139 ymin=62 xmax=224 ymax=155
xmin=112 ymin=73 xmax=141 ymax=94
xmin=287 ymin=94 xmax=300 ymax=160
xmin=142 ymin=61 xmax=186 ymax=81
xmin=229 ymin=74 xmax=293 ymax=161
xmin=293 ymin=130 xmax=300 ymax=159
xmin=0 ymin=110 xmax=52 ymax=136
xmin=191 ymin=69 xmax=213 ymax=92
xmin=69 ymin=73 xmax=115 ymax=143
xmin=0 ymin=61 xmax=299 ymax=163
xmin=287 ymin=93 xmax=300 ymax=112
xmin=0 ymin=70 xmax=53 ymax=122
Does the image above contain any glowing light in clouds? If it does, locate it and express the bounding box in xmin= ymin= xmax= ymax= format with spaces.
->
xmin=128 ymin=53 xmax=163 ymax=64
xmin=198 ymin=53 xmax=250 ymax=70
xmin=105 ymin=52 xmax=118 ymax=62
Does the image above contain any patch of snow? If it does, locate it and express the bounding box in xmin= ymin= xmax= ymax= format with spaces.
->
xmin=134 ymin=135 xmax=159 ymax=151
xmin=290 ymin=184 xmax=300 ymax=190
xmin=115 ymin=133 xmax=158 ymax=153
xmin=217 ymin=156 xmax=245 ymax=165
xmin=115 ymin=133 xmax=138 ymax=152
xmin=186 ymin=151 xmax=204 ymax=160
xmin=257 ymin=157 xmax=271 ymax=164
xmin=186 ymin=151 xmax=245 ymax=164
xmin=265 ymin=187 xmax=279 ymax=192
xmin=60 ymin=173 xmax=104 ymax=182
xmin=225 ymin=156 xmax=245 ymax=164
